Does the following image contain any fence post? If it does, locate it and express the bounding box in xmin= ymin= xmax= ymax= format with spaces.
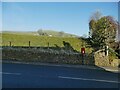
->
xmin=9 ymin=41 xmax=11 ymax=47
xmin=48 ymin=42 xmax=49 ymax=48
xmin=29 ymin=41 xmax=31 ymax=48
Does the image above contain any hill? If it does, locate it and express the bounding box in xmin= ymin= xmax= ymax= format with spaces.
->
xmin=2 ymin=31 xmax=38 ymax=36
xmin=1 ymin=31 xmax=92 ymax=53
xmin=2 ymin=30 xmax=78 ymax=37
xmin=37 ymin=30 xmax=78 ymax=37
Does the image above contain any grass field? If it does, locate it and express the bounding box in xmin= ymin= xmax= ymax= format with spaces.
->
xmin=1 ymin=32 xmax=92 ymax=53
xmin=1 ymin=32 xmax=94 ymax=65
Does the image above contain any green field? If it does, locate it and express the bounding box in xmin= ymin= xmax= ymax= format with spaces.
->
xmin=1 ymin=32 xmax=92 ymax=53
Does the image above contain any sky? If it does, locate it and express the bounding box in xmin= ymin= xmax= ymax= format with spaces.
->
xmin=2 ymin=2 xmax=118 ymax=36
xmin=1 ymin=0 xmax=120 ymax=2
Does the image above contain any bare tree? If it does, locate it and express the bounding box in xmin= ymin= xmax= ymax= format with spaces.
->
xmin=90 ymin=10 xmax=102 ymax=21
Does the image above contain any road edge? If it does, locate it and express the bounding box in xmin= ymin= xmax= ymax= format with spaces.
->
xmin=1 ymin=60 xmax=120 ymax=73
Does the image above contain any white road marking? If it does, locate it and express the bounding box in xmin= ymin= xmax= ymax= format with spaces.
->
xmin=58 ymin=76 xmax=120 ymax=84
xmin=0 ymin=72 xmax=21 ymax=75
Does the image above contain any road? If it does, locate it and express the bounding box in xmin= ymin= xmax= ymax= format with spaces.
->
xmin=2 ymin=63 xmax=120 ymax=88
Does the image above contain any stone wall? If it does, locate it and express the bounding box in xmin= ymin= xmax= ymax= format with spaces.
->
xmin=2 ymin=47 xmax=94 ymax=65
xmin=94 ymin=49 xmax=120 ymax=67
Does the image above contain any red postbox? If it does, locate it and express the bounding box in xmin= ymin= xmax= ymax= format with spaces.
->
xmin=81 ymin=48 xmax=85 ymax=54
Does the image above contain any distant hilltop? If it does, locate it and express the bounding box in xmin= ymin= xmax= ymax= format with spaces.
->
xmin=2 ymin=30 xmax=79 ymax=38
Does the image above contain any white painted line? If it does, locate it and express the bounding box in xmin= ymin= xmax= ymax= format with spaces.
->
xmin=58 ymin=76 xmax=120 ymax=84
xmin=0 ymin=72 xmax=21 ymax=75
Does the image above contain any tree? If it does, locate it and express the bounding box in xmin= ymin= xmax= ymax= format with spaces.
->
xmin=59 ymin=31 xmax=64 ymax=37
xmin=104 ymin=16 xmax=117 ymax=47
xmin=116 ymin=22 xmax=120 ymax=42
xmin=89 ymin=12 xmax=118 ymax=51
xmin=89 ymin=11 xmax=102 ymax=50
xmin=37 ymin=29 xmax=43 ymax=35
xmin=90 ymin=10 xmax=102 ymax=21
xmin=37 ymin=29 xmax=48 ymax=36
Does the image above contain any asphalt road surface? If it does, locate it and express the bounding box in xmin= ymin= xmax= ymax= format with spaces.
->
xmin=2 ymin=63 xmax=120 ymax=88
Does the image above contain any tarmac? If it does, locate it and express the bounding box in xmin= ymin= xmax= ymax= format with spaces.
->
xmin=1 ymin=60 xmax=120 ymax=73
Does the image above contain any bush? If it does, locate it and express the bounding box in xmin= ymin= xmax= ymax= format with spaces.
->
xmin=108 ymin=48 xmax=118 ymax=63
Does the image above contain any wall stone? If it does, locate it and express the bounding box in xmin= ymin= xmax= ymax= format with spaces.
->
xmin=94 ymin=49 xmax=120 ymax=67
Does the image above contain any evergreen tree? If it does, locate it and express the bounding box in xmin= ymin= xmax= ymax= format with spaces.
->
xmin=89 ymin=12 xmax=118 ymax=50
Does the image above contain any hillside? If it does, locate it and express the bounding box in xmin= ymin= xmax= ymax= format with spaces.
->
xmin=37 ymin=30 xmax=78 ymax=37
xmin=2 ymin=31 xmax=39 ymax=36
xmin=2 ymin=30 xmax=78 ymax=37
xmin=1 ymin=32 xmax=92 ymax=53
xmin=1 ymin=31 xmax=94 ymax=65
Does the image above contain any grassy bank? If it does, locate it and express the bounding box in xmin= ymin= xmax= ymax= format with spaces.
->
xmin=1 ymin=33 xmax=92 ymax=53
xmin=1 ymin=32 xmax=94 ymax=65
